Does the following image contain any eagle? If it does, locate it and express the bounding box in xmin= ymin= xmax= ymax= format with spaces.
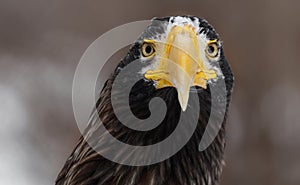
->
xmin=56 ymin=16 xmax=234 ymax=185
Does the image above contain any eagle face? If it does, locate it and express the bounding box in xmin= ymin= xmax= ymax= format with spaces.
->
xmin=133 ymin=16 xmax=226 ymax=111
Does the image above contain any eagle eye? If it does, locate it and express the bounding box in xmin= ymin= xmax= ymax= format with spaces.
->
xmin=206 ymin=42 xmax=219 ymax=58
xmin=142 ymin=42 xmax=156 ymax=57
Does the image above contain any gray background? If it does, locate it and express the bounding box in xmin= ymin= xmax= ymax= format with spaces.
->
xmin=1 ymin=0 xmax=300 ymax=184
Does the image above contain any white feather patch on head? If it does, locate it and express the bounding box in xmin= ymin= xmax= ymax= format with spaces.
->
xmin=167 ymin=16 xmax=201 ymax=33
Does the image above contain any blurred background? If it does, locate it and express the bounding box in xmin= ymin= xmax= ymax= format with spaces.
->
xmin=1 ymin=0 xmax=300 ymax=184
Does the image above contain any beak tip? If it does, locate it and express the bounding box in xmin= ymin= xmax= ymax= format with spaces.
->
xmin=178 ymin=93 xmax=189 ymax=112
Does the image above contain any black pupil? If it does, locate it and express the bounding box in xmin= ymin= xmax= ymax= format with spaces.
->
xmin=208 ymin=45 xmax=215 ymax=54
xmin=145 ymin=45 xmax=152 ymax=54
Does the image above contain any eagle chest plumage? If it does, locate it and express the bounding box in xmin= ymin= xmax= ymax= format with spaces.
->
xmin=56 ymin=16 xmax=234 ymax=185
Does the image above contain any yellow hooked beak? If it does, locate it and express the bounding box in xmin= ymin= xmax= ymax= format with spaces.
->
xmin=144 ymin=25 xmax=217 ymax=111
